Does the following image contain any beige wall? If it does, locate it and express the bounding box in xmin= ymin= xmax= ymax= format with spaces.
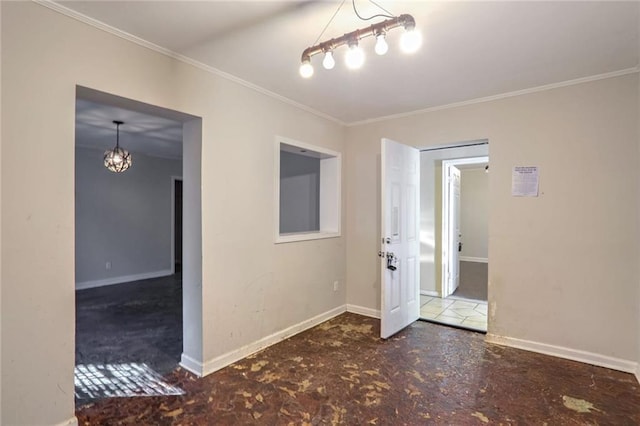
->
xmin=1 ymin=3 xmax=346 ymax=425
xmin=460 ymin=168 xmax=489 ymax=260
xmin=637 ymin=12 xmax=640 ymax=383
xmin=0 ymin=0 xmax=3 ymax=412
xmin=346 ymin=74 xmax=639 ymax=366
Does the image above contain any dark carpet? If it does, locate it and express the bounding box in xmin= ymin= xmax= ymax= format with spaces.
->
xmin=77 ymin=313 xmax=640 ymax=425
xmin=453 ymin=261 xmax=488 ymax=301
xmin=75 ymin=274 xmax=183 ymax=402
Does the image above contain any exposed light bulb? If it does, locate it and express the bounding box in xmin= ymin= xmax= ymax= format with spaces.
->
xmin=299 ymin=60 xmax=314 ymax=78
xmin=400 ymin=28 xmax=422 ymax=54
xmin=375 ymin=34 xmax=388 ymax=55
xmin=345 ymin=43 xmax=365 ymax=70
xmin=322 ymin=51 xmax=335 ymax=70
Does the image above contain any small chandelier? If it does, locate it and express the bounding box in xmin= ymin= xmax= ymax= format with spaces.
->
xmin=104 ymin=120 xmax=132 ymax=173
xmin=299 ymin=1 xmax=422 ymax=78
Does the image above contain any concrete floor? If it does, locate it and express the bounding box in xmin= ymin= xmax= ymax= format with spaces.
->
xmin=77 ymin=312 xmax=640 ymax=424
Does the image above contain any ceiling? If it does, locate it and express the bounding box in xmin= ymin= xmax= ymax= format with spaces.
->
xmin=66 ymin=1 xmax=639 ymax=156
xmin=75 ymin=99 xmax=183 ymax=159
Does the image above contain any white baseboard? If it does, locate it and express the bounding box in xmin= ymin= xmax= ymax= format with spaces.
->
xmin=55 ymin=416 xmax=78 ymax=426
xmin=76 ymin=269 xmax=173 ymax=290
xmin=636 ymin=363 xmax=640 ymax=385
xmin=420 ymin=290 xmax=439 ymax=297
xmin=460 ymin=256 xmax=488 ymax=263
xmin=179 ymin=353 xmax=204 ymax=377
xmin=346 ymin=304 xmax=381 ymax=319
xmin=185 ymin=305 xmax=347 ymax=377
xmin=486 ymin=333 xmax=638 ymax=374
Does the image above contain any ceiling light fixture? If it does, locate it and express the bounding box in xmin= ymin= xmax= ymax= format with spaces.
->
xmin=322 ymin=50 xmax=336 ymax=69
xmin=374 ymin=31 xmax=388 ymax=55
xmin=345 ymin=38 xmax=365 ymax=69
xmin=104 ymin=120 xmax=132 ymax=173
xmin=400 ymin=27 xmax=422 ymax=54
xmin=299 ymin=59 xmax=314 ymax=78
xmin=299 ymin=1 xmax=421 ymax=78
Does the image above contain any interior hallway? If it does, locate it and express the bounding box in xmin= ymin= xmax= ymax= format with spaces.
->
xmin=77 ymin=313 xmax=640 ymax=424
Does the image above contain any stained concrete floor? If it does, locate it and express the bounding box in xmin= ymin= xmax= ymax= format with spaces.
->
xmin=77 ymin=312 xmax=640 ymax=425
xmin=75 ymin=273 xmax=183 ymax=401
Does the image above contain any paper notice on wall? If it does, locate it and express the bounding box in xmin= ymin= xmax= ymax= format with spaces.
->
xmin=512 ymin=166 xmax=539 ymax=197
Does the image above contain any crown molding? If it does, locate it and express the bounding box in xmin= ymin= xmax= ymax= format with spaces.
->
xmin=347 ymin=67 xmax=640 ymax=127
xmin=33 ymin=0 xmax=347 ymax=126
xmin=32 ymin=1 xmax=640 ymax=129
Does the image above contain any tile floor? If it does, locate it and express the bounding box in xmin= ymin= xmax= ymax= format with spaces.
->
xmin=420 ymin=295 xmax=487 ymax=332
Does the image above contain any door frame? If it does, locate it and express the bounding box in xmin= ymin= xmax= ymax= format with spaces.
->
xmin=170 ymin=176 xmax=183 ymax=275
xmin=441 ymin=156 xmax=488 ymax=297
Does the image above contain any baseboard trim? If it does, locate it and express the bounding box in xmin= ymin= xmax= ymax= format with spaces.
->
xmin=460 ymin=256 xmax=488 ymax=263
xmin=76 ymin=269 xmax=173 ymax=290
xmin=346 ymin=304 xmax=381 ymax=319
xmin=55 ymin=416 xmax=78 ymax=426
xmin=635 ymin=363 xmax=640 ymax=384
xmin=179 ymin=353 xmax=204 ymax=377
xmin=188 ymin=305 xmax=347 ymax=377
xmin=486 ymin=333 xmax=638 ymax=374
xmin=420 ymin=290 xmax=439 ymax=297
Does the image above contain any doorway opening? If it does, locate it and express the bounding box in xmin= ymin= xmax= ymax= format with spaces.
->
xmin=172 ymin=177 xmax=183 ymax=274
xmin=74 ymin=87 xmax=202 ymax=404
xmin=418 ymin=142 xmax=489 ymax=332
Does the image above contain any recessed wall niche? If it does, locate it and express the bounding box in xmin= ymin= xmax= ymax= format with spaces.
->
xmin=275 ymin=137 xmax=341 ymax=243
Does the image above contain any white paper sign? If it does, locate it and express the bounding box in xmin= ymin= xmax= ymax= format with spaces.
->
xmin=512 ymin=166 xmax=539 ymax=197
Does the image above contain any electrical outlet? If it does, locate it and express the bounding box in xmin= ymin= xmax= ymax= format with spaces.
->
xmin=333 ymin=281 xmax=339 ymax=291
xmin=106 ymin=261 xmax=111 ymax=270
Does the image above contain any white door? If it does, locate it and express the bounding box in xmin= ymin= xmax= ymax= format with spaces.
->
xmin=380 ymin=138 xmax=420 ymax=339
xmin=444 ymin=165 xmax=461 ymax=297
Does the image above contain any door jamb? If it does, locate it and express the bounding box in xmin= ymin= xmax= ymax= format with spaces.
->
xmin=170 ymin=176 xmax=183 ymax=275
xmin=441 ymin=156 xmax=488 ymax=297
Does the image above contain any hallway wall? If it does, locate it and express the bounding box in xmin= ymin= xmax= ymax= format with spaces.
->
xmin=75 ymin=147 xmax=183 ymax=288
xmin=460 ymin=168 xmax=489 ymax=261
